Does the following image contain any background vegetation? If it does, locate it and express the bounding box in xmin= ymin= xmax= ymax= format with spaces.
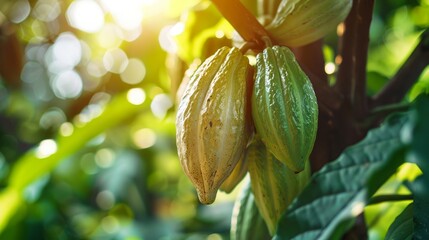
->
xmin=0 ymin=0 xmax=428 ymax=239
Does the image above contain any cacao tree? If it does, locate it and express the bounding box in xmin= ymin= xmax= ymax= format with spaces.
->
xmin=175 ymin=0 xmax=429 ymax=239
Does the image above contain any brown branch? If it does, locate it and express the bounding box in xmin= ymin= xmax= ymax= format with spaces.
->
xmin=211 ymin=0 xmax=272 ymax=48
xmin=335 ymin=0 xmax=374 ymax=119
xmin=292 ymin=40 xmax=344 ymax=112
xmin=372 ymin=29 xmax=429 ymax=107
xmin=292 ymin=40 xmax=328 ymax=83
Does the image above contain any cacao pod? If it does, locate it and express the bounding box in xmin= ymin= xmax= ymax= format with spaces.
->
xmin=176 ymin=46 xmax=252 ymax=204
xmin=220 ymin=151 xmax=249 ymax=193
xmin=252 ymin=46 xmax=318 ymax=173
xmin=230 ymin=177 xmax=271 ymax=240
xmin=266 ymin=0 xmax=352 ymax=47
xmin=247 ymin=137 xmax=311 ymax=235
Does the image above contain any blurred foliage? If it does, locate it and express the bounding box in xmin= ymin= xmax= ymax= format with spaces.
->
xmin=0 ymin=0 xmax=428 ymax=239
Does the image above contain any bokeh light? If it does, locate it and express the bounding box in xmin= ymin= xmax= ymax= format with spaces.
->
xmin=50 ymin=70 xmax=83 ymax=99
xmin=36 ymin=139 xmax=58 ymax=158
xmin=150 ymin=94 xmax=173 ymax=119
xmin=101 ymin=216 xmax=119 ymax=233
xmin=120 ymin=58 xmax=146 ymax=85
xmin=33 ymin=0 xmax=61 ymax=22
xmin=66 ymin=0 xmax=104 ymax=33
xmin=96 ymin=190 xmax=115 ymax=210
xmin=103 ymin=48 xmax=129 ymax=74
xmin=95 ymin=148 xmax=115 ymax=168
xmin=325 ymin=62 xmax=336 ymax=75
xmin=127 ymin=88 xmax=146 ymax=105
xmin=132 ymin=128 xmax=157 ymax=149
xmin=59 ymin=122 xmax=74 ymax=137
xmin=8 ymin=0 xmax=31 ymax=24
xmin=159 ymin=23 xmax=183 ymax=53
xmin=98 ymin=24 xmax=123 ymax=49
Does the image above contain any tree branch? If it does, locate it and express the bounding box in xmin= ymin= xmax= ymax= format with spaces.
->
xmin=335 ymin=0 xmax=374 ymax=118
xmin=372 ymin=29 xmax=429 ymax=107
xmin=211 ymin=0 xmax=272 ymax=48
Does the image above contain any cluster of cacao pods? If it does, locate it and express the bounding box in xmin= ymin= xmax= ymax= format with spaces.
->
xmin=175 ymin=0 xmax=351 ymax=236
xmin=176 ymin=44 xmax=318 ymax=233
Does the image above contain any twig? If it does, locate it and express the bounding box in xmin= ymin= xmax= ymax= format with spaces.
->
xmin=370 ymin=102 xmax=410 ymax=116
xmin=372 ymin=29 xmax=429 ymax=107
xmin=304 ymin=67 xmax=343 ymax=112
xmin=292 ymin=40 xmax=328 ymax=83
xmin=336 ymin=0 xmax=374 ymax=118
xmin=368 ymin=194 xmax=413 ymax=205
xmin=211 ymin=0 xmax=272 ymax=48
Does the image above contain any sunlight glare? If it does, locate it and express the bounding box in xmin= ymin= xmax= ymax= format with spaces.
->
xmin=100 ymin=0 xmax=144 ymax=30
xmin=66 ymin=0 xmax=104 ymax=33
xmin=127 ymin=88 xmax=146 ymax=105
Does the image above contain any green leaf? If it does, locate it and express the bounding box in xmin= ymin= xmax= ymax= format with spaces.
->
xmin=408 ymin=175 xmax=429 ymax=240
xmin=175 ymin=2 xmax=233 ymax=63
xmin=404 ymin=94 xmax=429 ymax=173
xmin=385 ymin=203 xmax=413 ymax=240
xmin=0 ymin=90 xmax=147 ymax=233
xmin=274 ymin=113 xmax=409 ymax=240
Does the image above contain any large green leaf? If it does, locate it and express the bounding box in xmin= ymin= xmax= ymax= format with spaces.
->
xmin=0 ymin=89 xmax=147 ymax=233
xmin=385 ymin=203 xmax=413 ymax=240
xmin=408 ymin=175 xmax=429 ymax=239
xmin=274 ymin=113 xmax=409 ymax=240
xmin=405 ymin=94 xmax=429 ymax=173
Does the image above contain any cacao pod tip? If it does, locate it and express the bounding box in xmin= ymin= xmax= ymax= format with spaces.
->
xmin=197 ymin=189 xmax=217 ymax=205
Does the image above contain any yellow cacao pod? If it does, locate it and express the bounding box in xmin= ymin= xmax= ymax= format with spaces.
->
xmin=220 ymin=151 xmax=249 ymax=194
xmin=266 ymin=0 xmax=352 ymax=47
xmin=176 ymin=47 xmax=252 ymax=204
xmin=247 ymin=137 xmax=311 ymax=235
xmin=252 ymin=46 xmax=318 ymax=173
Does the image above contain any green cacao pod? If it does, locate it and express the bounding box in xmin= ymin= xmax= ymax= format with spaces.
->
xmin=266 ymin=0 xmax=352 ymax=47
xmin=230 ymin=177 xmax=271 ymax=240
xmin=247 ymin=137 xmax=311 ymax=235
xmin=252 ymin=46 xmax=318 ymax=173
xmin=176 ymin=46 xmax=252 ymax=204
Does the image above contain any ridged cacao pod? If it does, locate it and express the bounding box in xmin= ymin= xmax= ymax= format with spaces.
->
xmin=252 ymin=46 xmax=318 ymax=173
xmin=220 ymin=152 xmax=249 ymax=193
xmin=176 ymin=47 xmax=252 ymax=204
xmin=230 ymin=177 xmax=271 ymax=240
xmin=266 ymin=0 xmax=352 ymax=47
xmin=247 ymin=138 xmax=311 ymax=235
